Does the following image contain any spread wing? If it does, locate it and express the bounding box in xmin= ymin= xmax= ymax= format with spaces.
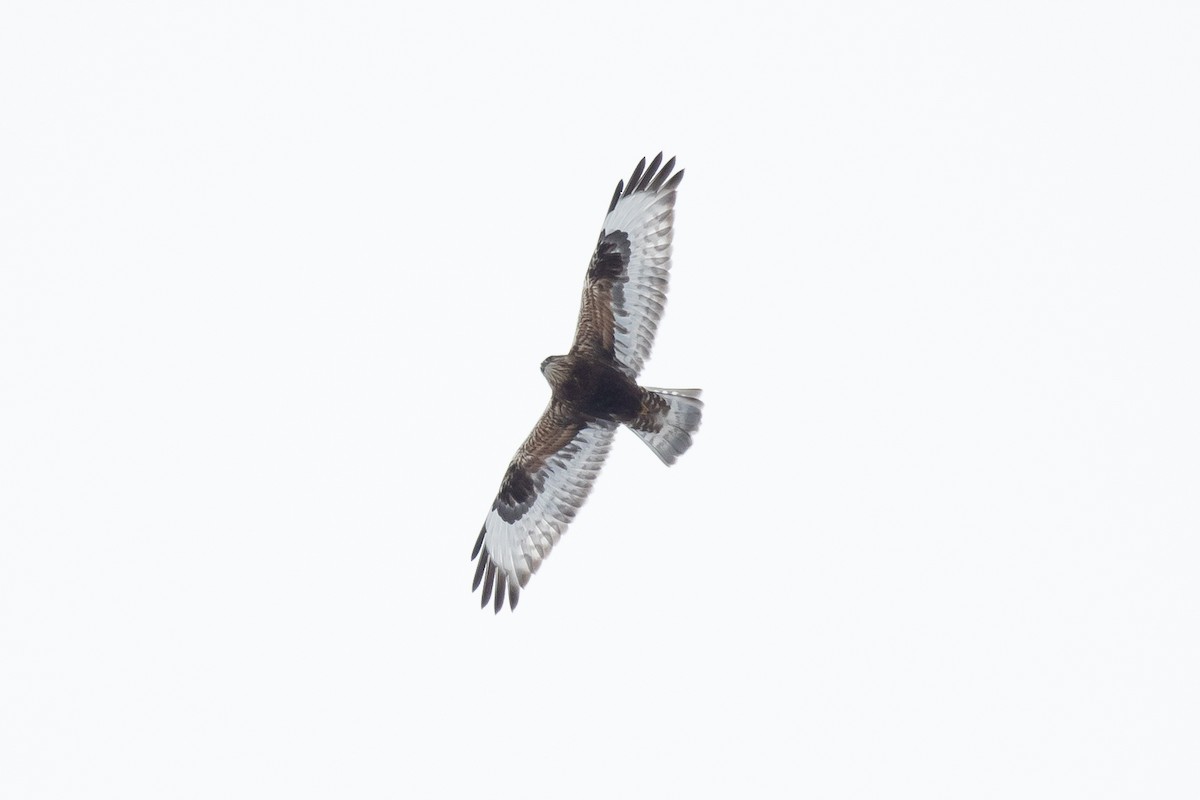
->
xmin=472 ymin=403 xmax=617 ymax=612
xmin=572 ymin=153 xmax=684 ymax=378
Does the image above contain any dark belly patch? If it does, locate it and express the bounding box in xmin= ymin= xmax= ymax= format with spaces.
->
xmin=567 ymin=362 xmax=641 ymax=421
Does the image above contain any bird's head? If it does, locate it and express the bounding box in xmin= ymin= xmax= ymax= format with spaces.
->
xmin=540 ymin=355 xmax=567 ymax=384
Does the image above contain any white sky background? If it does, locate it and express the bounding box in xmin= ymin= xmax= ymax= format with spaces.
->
xmin=2 ymin=2 xmax=1198 ymax=797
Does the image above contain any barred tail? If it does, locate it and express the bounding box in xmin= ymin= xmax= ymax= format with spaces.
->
xmin=629 ymin=388 xmax=703 ymax=466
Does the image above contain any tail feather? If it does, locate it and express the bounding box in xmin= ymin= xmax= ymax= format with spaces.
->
xmin=630 ymin=388 xmax=703 ymax=465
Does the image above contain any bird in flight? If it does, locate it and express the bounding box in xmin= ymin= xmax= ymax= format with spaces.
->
xmin=472 ymin=153 xmax=702 ymax=612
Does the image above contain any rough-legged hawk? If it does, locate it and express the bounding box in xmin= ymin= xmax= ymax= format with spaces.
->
xmin=471 ymin=154 xmax=702 ymax=612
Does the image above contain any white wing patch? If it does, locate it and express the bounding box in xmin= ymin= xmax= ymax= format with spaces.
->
xmin=601 ymin=155 xmax=682 ymax=378
xmin=472 ymin=422 xmax=617 ymax=612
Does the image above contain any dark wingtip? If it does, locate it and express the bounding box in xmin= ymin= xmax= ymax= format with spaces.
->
xmin=470 ymin=525 xmax=486 ymax=560
xmin=494 ymin=574 xmax=507 ymax=614
xmin=608 ymin=180 xmax=623 ymax=213
xmin=636 ymin=152 xmax=662 ymax=192
xmin=472 ymin=549 xmax=488 ymax=590
xmin=481 ymin=562 xmax=496 ymax=609
xmin=663 ymin=168 xmax=684 ymax=192
xmin=649 ymin=156 xmax=677 ymax=192
xmin=623 ymin=157 xmax=647 ymax=197
xmin=508 ymin=581 xmax=520 ymax=611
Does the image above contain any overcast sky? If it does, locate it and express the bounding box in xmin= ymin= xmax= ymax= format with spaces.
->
xmin=3 ymin=2 xmax=1198 ymax=798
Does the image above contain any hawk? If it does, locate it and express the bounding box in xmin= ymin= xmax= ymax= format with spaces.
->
xmin=471 ymin=153 xmax=702 ymax=612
